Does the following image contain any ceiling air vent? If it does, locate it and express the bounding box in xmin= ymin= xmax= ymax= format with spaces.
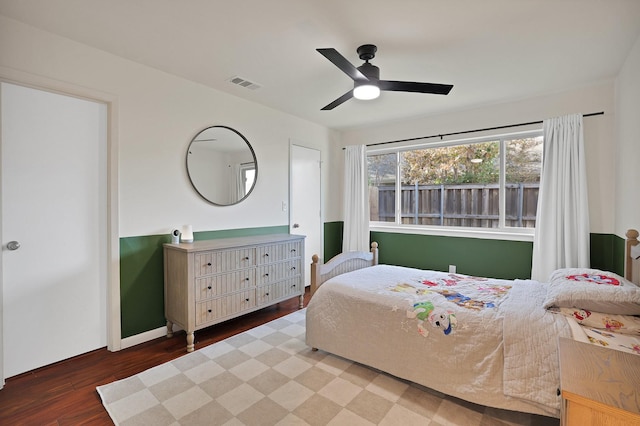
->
xmin=229 ymin=76 xmax=261 ymax=90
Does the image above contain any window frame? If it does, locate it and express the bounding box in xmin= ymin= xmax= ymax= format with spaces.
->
xmin=367 ymin=130 xmax=543 ymax=242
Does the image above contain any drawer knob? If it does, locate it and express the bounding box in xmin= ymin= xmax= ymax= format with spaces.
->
xmin=245 ymin=277 xmax=250 ymax=281
xmin=207 ymin=286 xmax=212 ymax=290
xmin=245 ymin=298 xmax=250 ymax=302
xmin=207 ymin=262 xmax=212 ymax=266
xmin=244 ymin=256 xmax=249 ymax=260
xmin=291 ymin=266 xmax=296 ymax=270
xmin=264 ymin=273 xmax=269 ymax=277
xmin=265 ymin=292 xmax=269 ymax=296
xmin=208 ymin=309 xmax=212 ymax=313
xmin=264 ymin=253 xmax=269 ymax=257
xmin=291 ymin=249 xmax=296 ymax=252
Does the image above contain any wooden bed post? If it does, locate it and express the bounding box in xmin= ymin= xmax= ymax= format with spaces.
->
xmin=626 ymin=229 xmax=639 ymax=282
xmin=310 ymin=254 xmax=320 ymax=297
xmin=309 ymin=242 xmax=379 ymax=300
xmin=371 ymin=241 xmax=379 ymax=265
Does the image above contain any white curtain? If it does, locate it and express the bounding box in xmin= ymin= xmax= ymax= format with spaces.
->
xmin=229 ymin=163 xmax=244 ymax=203
xmin=343 ymin=145 xmax=370 ymax=252
xmin=531 ymin=114 xmax=590 ymax=281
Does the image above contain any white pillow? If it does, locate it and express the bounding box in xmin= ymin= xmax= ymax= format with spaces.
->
xmin=543 ymin=268 xmax=640 ymax=315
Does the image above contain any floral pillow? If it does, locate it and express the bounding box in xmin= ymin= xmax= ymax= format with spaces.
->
xmin=557 ymin=307 xmax=640 ymax=335
xmin=563 ymin=272 xmax=621 ymax=286
xmin=543 ymin=268 xmax=640 ymax=315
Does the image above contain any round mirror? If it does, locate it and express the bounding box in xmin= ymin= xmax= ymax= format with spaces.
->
xmin=186 ymin=125 xmax=257 ymax=206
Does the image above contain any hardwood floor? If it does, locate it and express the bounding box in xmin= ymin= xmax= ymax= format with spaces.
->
xmin=0 ymin=290 xmax=310 ymax=425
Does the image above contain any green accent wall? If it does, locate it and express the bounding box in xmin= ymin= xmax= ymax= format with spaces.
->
xmin=613 ymin=233 xmax=626 ymax=275
xmin=119 ymin=225 xmax=288 ymax=338
xmin=590 ymin=233 xmax=625 ymax=275
xmin=324 ymin=222 xmax=626 ymax=279
xmin=323 ymin=221 xmax=343 ymax=261
xmin=370 ymin=231 xmax=533 ymax=279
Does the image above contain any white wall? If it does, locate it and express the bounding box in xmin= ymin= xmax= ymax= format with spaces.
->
xmin=615 ymin=33 xmax=640 ymax=238
xmin=1 ymin=13 xmax=633 ymax=239
xmin=0 ymin=15 xmax=333 ymax=238
xmin=337 ymin=82 xmax=617 ymax=234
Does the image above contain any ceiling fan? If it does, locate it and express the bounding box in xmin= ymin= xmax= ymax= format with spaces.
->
xmin=317 ymin=44 xmax=453 ymax=110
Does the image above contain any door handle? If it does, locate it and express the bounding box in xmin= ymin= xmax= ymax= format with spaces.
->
xmin=7 ymin=241 xmax=20 ymax=251
xmin=293 ymin=224 xmax=300 ymax=228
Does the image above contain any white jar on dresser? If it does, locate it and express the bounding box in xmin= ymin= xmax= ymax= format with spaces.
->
xmin=163 ymin=233 xmax=305 ymax=352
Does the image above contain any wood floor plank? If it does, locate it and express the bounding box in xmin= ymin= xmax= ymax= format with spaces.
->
xmin=0 ymin=291 xmax=309 ymax=425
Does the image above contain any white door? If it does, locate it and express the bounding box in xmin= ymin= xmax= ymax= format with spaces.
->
xmin=290 ymin=144 xmax=322 ymax=287
xmin=1 ymin=82 xmax=107 ymax=378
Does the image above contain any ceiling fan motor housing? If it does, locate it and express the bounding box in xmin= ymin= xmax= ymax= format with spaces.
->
xmin=357 ymin=44 xmax=377 ymax=61
xmin=357 ymin=62 xmax=380 ymax=80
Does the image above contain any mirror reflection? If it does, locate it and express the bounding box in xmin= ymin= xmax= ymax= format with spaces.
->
xmin=186 ymin=125 xmax=257 ymax=205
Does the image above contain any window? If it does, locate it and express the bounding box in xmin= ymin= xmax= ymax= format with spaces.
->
xmin=240 ymin=164 xmax=256 ymax=196
xmin=368 ymin=132 xmax=543 ymax=231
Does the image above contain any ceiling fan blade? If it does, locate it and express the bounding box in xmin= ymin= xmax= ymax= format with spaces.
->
xmin=321 ymin=90 xmax=354 ymax=110
xmin=379 ymin=80 xmax=453 ymax=95
xmin=317 ymin=48 xmax=368 ymax=81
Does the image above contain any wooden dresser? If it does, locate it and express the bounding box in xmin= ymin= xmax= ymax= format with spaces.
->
xmin=163 ymin=233 xmax=305 ymax=352
xmin=559 ymin=337 xmax=640 ymax=426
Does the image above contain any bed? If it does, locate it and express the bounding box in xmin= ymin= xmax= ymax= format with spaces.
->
xmin=305 ymin=229 xmax=640 ymax=418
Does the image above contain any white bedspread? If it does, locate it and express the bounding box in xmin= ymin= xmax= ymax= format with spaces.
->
xmin=306 ymin=264 xmax=571 ymax=417
xmin=502 ymin=280 xmax=571 ymax=412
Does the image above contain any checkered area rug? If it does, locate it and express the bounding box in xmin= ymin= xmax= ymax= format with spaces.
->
xmin=97 ymin=309 xmax=559 ymax=425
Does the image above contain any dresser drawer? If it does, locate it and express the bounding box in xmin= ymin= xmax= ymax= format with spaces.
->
xmin=255 ymin=259 xmax=302 ymax=285
xmin=195 ymin=271 xmax=255 ymax=301
xmin=195 ymin=290 xmax=255 ymax=325
xmin=256 ymin=241 xmax=303 ymax=265
xmin=195 ymin=248 xmax=254 ymax=277
xmin=257 ymin=278 xmax=303 ymax=306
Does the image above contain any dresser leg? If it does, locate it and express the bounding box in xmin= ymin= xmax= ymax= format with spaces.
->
xmin=186 ymin=331 xmax=195 ymax=352
xmin=166 ymin=320 xmax=173 ymax=338
xmin=299 ymin=294 xmax=304 ymax=309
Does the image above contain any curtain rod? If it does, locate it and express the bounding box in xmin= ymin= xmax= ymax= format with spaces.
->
xmin=360 ymin=111 xmax=604 ymax=148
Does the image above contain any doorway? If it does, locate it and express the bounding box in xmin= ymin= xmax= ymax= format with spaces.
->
xmin=1 ymin=82 xmax=108 ymax=379
xmin=290 ymin=144 xmax=322 ymax=287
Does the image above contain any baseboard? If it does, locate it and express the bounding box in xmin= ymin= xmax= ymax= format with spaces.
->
xmin=120 ymin=324 xmax=183 ymax=349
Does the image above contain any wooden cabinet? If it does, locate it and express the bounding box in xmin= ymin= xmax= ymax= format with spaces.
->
xmin=164 ymin=234 xmax=305 ymax=352
xmin=559 ymin=337 xmax=640 ymax=426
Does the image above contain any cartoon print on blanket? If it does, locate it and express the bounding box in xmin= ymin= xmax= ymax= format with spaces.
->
xmin=419 ymin=273 xmax=488 ymax=287
xmin=390 ymin=283 xmax=428 ymax=295
xmin=389 ymin=271 xmax=514 ymax=338
xmin=434 ymin=289 xmax=494 ymax=310
xmin=583 ymin=327 xmax=640 ymax=355
xmin=390 ymin=277 xmax=512 ymax=311
xmin=406 ymin=300 xmax=457 ymax=337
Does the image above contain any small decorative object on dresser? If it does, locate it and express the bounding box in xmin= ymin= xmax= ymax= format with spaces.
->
xmin=163 ymin=233 xmax=305 ymax=352
xmin=559 ymin=337 xmax=640 ymax=425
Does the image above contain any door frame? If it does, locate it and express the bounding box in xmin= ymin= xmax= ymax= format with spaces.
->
xmin=0 ymin=67 xmax=121 ymax=386
xmin=289 ymin=142 xmax=323 ymax=286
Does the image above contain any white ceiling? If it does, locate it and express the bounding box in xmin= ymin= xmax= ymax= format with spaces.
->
xmin=2 ymin=0 xmax=639 ymax=130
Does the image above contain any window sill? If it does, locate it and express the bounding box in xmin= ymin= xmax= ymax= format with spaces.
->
xmin=369 ymin=224 xmax=535 ymax=242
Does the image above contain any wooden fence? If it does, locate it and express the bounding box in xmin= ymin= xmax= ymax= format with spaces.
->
xmin=370 ymin=183 xmax=539 ymax=228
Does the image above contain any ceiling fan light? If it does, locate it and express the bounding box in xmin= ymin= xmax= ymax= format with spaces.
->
xmin=353 ymin=83 xmax=380 ymax=100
